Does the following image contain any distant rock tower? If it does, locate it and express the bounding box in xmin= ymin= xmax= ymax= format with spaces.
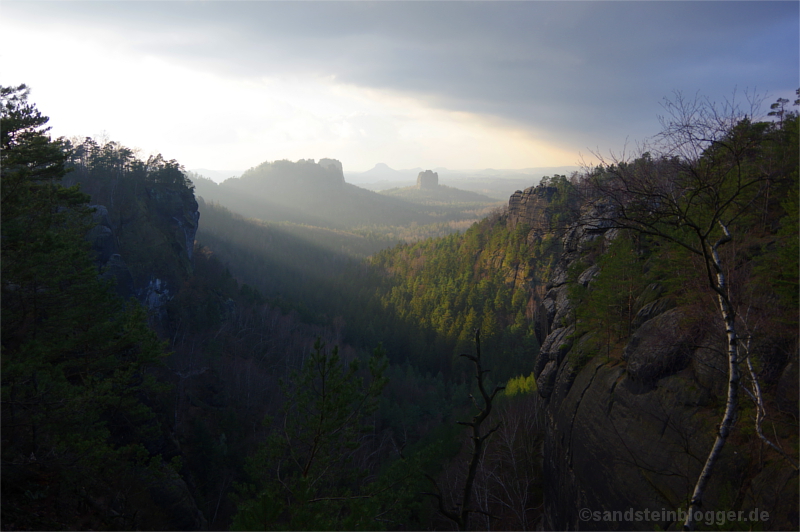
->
xmin=318 ymin=158 xmax=345 ymax=185
xmin=416 ymin=170 xmax=439 ymax=190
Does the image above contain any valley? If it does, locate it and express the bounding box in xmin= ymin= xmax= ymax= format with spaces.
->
xmin=2 ymin=86 xmax=798 ymax=531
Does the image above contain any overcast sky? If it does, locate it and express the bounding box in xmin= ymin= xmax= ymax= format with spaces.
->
xmin=2 ymin=1 xmax=797 ymax=176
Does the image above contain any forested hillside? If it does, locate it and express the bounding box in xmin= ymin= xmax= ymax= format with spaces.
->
xmin=194 ymin=184 xmax=572 ymax=384
xmin=1 ymin=86 xmax=548 ymax=530
xmin=1 ymin=85 xmax=199 ymax=530
xmin=532 ymin=96 xmax=799 ymax=530
xmin=380 ymin=183 xmax=498 ymax=206
xmin=190 ymin=159 xmax=498 ymax=242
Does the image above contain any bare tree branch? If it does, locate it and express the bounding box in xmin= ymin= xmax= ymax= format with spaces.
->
xmin=433 ymin=329 xmax=505 ymax=530
xmin=581 ymin=91 xmax=778 ymax=530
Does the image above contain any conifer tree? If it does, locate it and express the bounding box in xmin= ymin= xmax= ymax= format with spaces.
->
xmin=1 ymin=85 xmax=167 ymax=528
xmin=232 ymin=340 xmax=389 ymax=530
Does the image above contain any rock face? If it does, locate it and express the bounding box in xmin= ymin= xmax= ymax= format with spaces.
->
xmin=80 ymin=179 xmax=204 ymax=528
xmin=239 ymin=158 xmax=346 ymax=190
xmin=85 ymin=182 xmax=199 ymax=312
xmin=522 ymin=193 xmax=798 ymax=531
xmin=318 ymin=158 xmax=345 ymax=185
xmin=507 ymin=184 xmax=557 ymax=232
xmin=416 ymin=170 xmax=439 ymax=190
xmin=622 ymin=308 xmax=693 ymax=385
xmin=87 ymin=205 xmax=135 ymax=299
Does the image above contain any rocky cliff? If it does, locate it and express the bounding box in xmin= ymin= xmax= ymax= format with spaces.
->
xmin=69 ymin=173 xmax=205 ymax=529
xmin=416 ymin=169 xmax=439 ymax=190
xmin=238 ymin=158 xmax=346 ymax=190
xmin=83 ymin=182 xmax=199 ymax=313
xmin=507 ymin=184 xmax=557 ymax=233
xmin=318 ymin=157 xmax=345 ymax=184
xmin=521 ymin=194 xmax=798 ymax=530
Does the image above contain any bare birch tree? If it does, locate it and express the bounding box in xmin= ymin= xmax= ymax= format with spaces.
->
xmin=584 ymin=91 xmax=786 ymax=530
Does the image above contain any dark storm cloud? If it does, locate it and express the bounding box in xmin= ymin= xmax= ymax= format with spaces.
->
xmin=8 ymin=1 xmax=798 ymax=151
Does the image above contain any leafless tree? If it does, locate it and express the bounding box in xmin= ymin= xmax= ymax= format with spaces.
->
xmin=584 ymin=91 xmax=780 ymax=530
xmin=425 ymin=329 xmax=505 ymax=530
xmin=738 ymin=317 xmax=799 ymax=470
xmin=479 ymin=395 xmax=543 ymax=530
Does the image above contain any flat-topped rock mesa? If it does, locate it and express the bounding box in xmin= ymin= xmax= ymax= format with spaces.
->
xmin=193 ymin=157 xmax=437 ymax=229
xmin=318 ymin=158 xmax=345 ymax=185
xmin=416 ymin=170 xmax=439 ymax=190
xmin=237 ymin=158 xmax=346 ymax=190
xmin=507 ymin=184 xmax=558 ymax=233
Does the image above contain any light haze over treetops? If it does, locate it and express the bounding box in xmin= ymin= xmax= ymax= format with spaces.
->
xmin=2 ymin=1 xmax=797 ymax=175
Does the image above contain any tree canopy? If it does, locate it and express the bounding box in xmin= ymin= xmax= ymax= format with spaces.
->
xmin=1 ymin=84 xmax=170 ymax=529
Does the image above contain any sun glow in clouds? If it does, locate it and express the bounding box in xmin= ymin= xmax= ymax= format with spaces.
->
xmin=2 ymin=21 xmax=575 ymax=174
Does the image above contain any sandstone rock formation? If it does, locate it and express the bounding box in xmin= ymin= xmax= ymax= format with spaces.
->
xmin=70 ymin=176 xmax=205 ymax=528
xmin=318 ymin=158 xmax=345 ymax=185
xmin=507 ymin=184 xmax=557 ymax=232
xmin=522 ymin=192 xmax=798 ymax=531
xmin=83 ymin=179 xmax=199 ymax=313
xmin=416 ymin=170 xmax=439 ymax=190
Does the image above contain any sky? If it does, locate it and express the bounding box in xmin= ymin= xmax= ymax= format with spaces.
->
xmin=2 ymin=1 xmax=797 ymax=177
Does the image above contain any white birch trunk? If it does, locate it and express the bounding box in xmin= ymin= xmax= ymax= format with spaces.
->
xmin=683 ymin=232 xmax=739 ymax=530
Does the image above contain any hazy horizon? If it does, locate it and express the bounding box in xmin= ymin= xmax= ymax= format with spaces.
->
xmin=3 ymin=1 xmax=797 ymax=173
xmin=190 ymin=161 xmax=582 ymax=185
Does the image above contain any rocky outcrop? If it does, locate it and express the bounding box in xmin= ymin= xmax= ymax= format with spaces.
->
xmin=84 ymin=188 xmax=191 ymax=311
xmin=145 ymin=185 xmax=199 ymax=263
xmin=507 ymin=184 xmax=557 ymax=232
xmin=318 ymin=158 xmax=345 ymax=185
xmin=100 ymin=254 xmax=135 ymax=299
xmin=535 ymin=325 xmax=576 ymax=398
xmin=144 ymin=465 xmax=209 ymax=531
xmin=623 ymin=308 xmax=692 ymax=385
xmin=81 ymin=181 xmax=204 ymax=528
xmin=138 ymin=185 xmax=199 ymax=311
xmin=239 ymin=158 xmax=346 ymax=191
xmin=631 ymin=296 xmax=676 ymax=331
xmin=416 ymin=170 xmax=439 ymax=190
xmin=88 ymin=205 xmax=135 ymax=299
xmin=84 ymin=180 xmax=199 ymax=313
xmin=522 ymin=194 xmax=797 ymax=531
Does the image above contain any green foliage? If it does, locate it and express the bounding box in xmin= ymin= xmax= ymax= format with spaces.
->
xmin=771 ymin=176 xmax=799 ymax=309
xmin=753 ymin=109 xmax=799 ymax=312
xmin=571 ymin=232 xmax=648 ymax=353
xmin=1 ymin=85 xmax=168 ymax=528
xmin=503 ymin=373 xmax=538 ymax=397
xmin=51 ymin=133 xmax=200 ymax=301
xmin=64 ymin=135 xmax=193 ymax=190
xmin=380 ymin=361 xmax=469 ymax=446
xmin=232 ymin=340 xmax=393 ymax=530
xmin=539 ymin=174 xmax=579 ymax=229
xmin=369 ymin=216 xmax=541 ymax=381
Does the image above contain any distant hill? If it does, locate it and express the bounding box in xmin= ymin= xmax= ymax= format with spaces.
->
xmin=350 ymin=165 xmax=581 ymax=199
xmin=361 ymin=163 xmax=421 ymax=180
xmin=381 ymin=184 xmax=497 ymax=206
xmin=439 ymin=177 xmax=546 ymax=200
xmin=190 ymin=158 xmax=436 ymax=230
xmin=345 ymin=163 xmax=423 ymax=184
xmin=188 ymin=159 xmax=504 ymax=242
